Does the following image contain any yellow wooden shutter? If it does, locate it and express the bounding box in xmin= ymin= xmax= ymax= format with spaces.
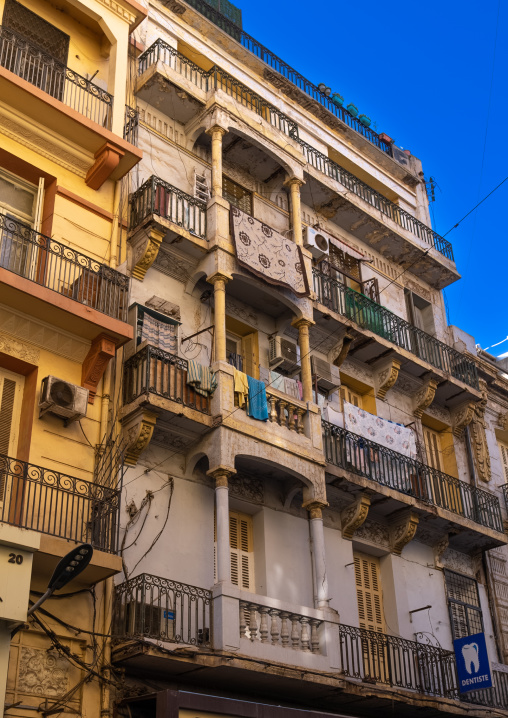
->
xmin=229 ymin=511 xmax=254 ymax=591
xmin=499 ymin=442 xmax=508 ymax=482
xmin=340 ymin=385 xmax=362 ymax=410
xmin=354 ymin=552 xmax=385 ymax=633
xmin=423 ymin=426 xmax=442 ymax=471
xmin=0 ymin=369 xmax=24 ymax=501
xmin=241 ymin=332 xmax=259 ymax=379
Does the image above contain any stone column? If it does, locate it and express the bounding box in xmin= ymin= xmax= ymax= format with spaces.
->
xmin=214 ymin=470 xmax=232 ymax=583
xmin=285 ymin=177 xmax=304 ymax=247
xmin=293 ymin=318 xmax=314 ymax=402
xmin=207 ymin=126 xmax=227 ymax=197
xmin=207 ymin=272 xmax=230 ymax=362
xmin=307 ymin=502 xmax=330 ymax=609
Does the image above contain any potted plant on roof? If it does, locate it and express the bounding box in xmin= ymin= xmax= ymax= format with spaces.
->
xmin=346 ymin=103 xmax=358 ymax=117
xmin=331 ymin=93 xmax=344 ymax=107
xmin=358 ymin=114 xmax=371 ymax=127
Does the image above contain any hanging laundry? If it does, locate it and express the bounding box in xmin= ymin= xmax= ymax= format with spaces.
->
xmin=259 ymin=366 xmax=270 ymax=386
xmin=284 ymin=376 xmax=300 ymax=400
xmin=270 ymin=371 xmax=285 ymax=392
xmin=247 ymin=375 xmax=268 ymax=421
xmin=343 ymin=401 xmax=416 ymax=458
xmin=187 ymin=361 xmax=217 ymax=397
xmin=141 ymin=312 xmax=178 ymax=352
xmin=234 ymin=368 xmax=249 ymax=408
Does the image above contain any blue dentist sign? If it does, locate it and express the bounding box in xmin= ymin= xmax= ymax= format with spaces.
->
xmin=454 ymin=632 xmax=493 ymax=694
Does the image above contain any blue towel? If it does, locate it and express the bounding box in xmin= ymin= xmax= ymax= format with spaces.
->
xmin=247 ymin=375 xmax=268 ymax=421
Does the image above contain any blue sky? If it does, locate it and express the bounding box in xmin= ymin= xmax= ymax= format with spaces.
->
xmin=241 ymin=0 xmax=507 ymax=353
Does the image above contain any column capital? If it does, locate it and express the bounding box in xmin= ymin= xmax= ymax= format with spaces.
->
xmin=207 ymin=466 xmax=235 ymax=487
xmin=206 ymin=125 xmax=228 ymax=138
xmin=207 ymin=271 xmax=233 ymax=286
xmin=304 ymin=500 xmax=328 ymax=519
xmin=291 ymin=317 xmax=315 ymax=330
xmin=284 ymin=176 xmax=305 ymax=189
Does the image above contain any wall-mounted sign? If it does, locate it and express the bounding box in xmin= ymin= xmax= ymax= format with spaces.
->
xmin=454 ymin=632 xmax=492 ymax=694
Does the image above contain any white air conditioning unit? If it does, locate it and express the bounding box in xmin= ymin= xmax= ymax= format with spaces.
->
xmin=39 ymin=376 xmax=88 ymax=425
xmin=311 ymin=356 xmax=341 ymax=392
xmin=269 ymin=336 xmax=301 ymax=373
xmin=304 ymin=226 xmax=331 ymax=260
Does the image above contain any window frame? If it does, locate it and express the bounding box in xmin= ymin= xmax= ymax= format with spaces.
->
xmin=444 ymin=569 xmax=484 ymax=640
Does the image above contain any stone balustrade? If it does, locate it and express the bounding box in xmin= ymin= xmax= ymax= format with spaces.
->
xmin=240 ymin=600 xmax=322 ymax=654
xmin=266 ymin=389 xmax=306 ymax=434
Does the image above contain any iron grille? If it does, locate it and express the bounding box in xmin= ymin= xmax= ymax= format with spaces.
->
xmin=223 ymin=176 xmax=252 ymax=215
xmin=3 ymin=0 xmax=70 ymax=63
xmin=444 ymin=569 xmax=484 ymax=639
xmin=329 ymin=246 xmax=361 ymax=280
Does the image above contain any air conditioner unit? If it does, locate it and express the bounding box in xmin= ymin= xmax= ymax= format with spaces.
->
xmin=269 ymin=336 xmax=301 ymax=373
xmin=39 ymin=376 xmax=88 ymax=425
xmin=304 ymin=226 xmax=331 ymax=260
xmin=391 ymin=146 xmax=410 ymax=167
xmin=311 ymin=356 xmax=341 ymax=392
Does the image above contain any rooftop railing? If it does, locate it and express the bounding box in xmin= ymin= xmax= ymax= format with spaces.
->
xmin=0 ymin=455 xmax=120 ymax=553
xmin=123 ymin=344 xmax=211 ymax=415
xmin=172 ymin=0 xmax=392 ymax=154
xmin=323 ymin=421 xmax=503 ymax=533
xmin=129 ymin=176 xmax=207 ymax=239
xmin=0 ymin=215 xmax=129 ymax=322
xmin=138 ymin=39 xmax=299 ymax=140
xmin=300 ymin=140 xmax=454 ymax=260
xmin=0 ymin=25 xmax=113 ymax=129
xmin=313 ymin=269 xmax=478 ymax=389
xmin=123 ymin=105 xmax=139 ymax=145
xmin=113 ymin=573 xmax=212 ymax=647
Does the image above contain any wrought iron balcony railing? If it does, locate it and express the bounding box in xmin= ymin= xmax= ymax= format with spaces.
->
xmin=123 ymin=344 xmax=211 ymax=414
xmin=323 ymin=422 xmax=503 ymax=532
xmin=129 ymin=176 xmax=207 ymax=239
xmin=0 ymin=454 xmax=119 ymax=553
xmin=301 ymin=141 xmax=454 ymax=260
xmin=177 ymin=0 xmax=392 ymax=154
xmin=138 ymin=39 xmax=299 ymax=140
xmin=313 ymin=270 xmax=478 ymax=389
xmin=0 ymin=26 xmax=113 ymax=129
xmin=0 ymin=215 xmax=129 ymax=322
xmin=123 ymin=105 xmax=139 ymax=145
xmin=113 ymin=573 xmax=212 ymax=647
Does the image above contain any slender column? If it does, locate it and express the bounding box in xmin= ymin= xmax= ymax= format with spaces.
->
xmin=285 ymin=177 xmax=304 ymax=246
xmin=207 ymin=272 xmax=230 ymax=362
xmin=293 ymin=318 xmax=314 ymax=402
xmin=307 ymin=502 xmax=330 ymax=609
xmin=214 ymin=470 xmax=231 ymax=583
xmin=207 ymin=125 xmax=227 ymax=197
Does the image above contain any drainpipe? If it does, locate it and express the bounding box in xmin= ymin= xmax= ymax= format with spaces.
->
xmin=101 ymin=576 xmax=113 ymax=717
xmin=465 ymin=426 xmax=503 ymax=663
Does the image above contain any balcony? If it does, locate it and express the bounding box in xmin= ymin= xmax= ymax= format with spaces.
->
xmin=137 ymin=39 xmax=299 ymax=142
xmin=0 ymin=454 xmax=119 ymax=553
xmin=113 ymin=573 xmax=212 ymax=647
xmin=130 ymin=176 xmax=207 ymax=241
xmin=0 ymin=215 xmax=132 ymax=342
xmin=323 ymin=421 xmax=505 ymax=544
xmin=313 ymin=269 xmax=479 ymax=395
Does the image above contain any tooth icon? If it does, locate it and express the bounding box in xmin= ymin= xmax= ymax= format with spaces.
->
xmin=461 ymin=643 xmax=480 ymax=674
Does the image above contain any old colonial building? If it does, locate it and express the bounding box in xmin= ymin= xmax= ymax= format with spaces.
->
xmin=2 ymin=0 xmax=508 ymax=718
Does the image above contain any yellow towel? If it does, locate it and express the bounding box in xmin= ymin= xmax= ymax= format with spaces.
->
xmin=234 ymin=369 xmax=249 ymax=408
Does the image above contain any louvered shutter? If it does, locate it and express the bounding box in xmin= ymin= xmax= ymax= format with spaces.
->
xmin=340 ymin=386 xmax=362 ymax=410
xmin=423 ymin=426 xmax=442 ymax=471
xmin=229 ymin=511 xmax=254 ymax=591
xmin=0 ymin=369 xmax=24 ymax=501
xmin=354 ymin=552 xmax=385 ymax=633
xmin=241 ymin=332 xmax=259 ymax=379
xmin=499 ymin=442 xmax=508 ymax=482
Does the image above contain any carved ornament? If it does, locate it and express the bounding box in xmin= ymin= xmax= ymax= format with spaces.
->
xmin=451 ymin=400 xmax=476 ymax=438
xmin=470 ymin=379 xmax=491 ymax=482
xmin=18 ymin=647 xmax=69 ymax=697
xmin=160 ymin=0 xmax=187 ymax=14
xmin=81 ymin=333 xmax=117 ymax=404
xmin=129 ymin=226 xmax=165 ymax=282
xmin=354 ymin=519 xmax=390 ymax=547
xmin=375 ymin=359 xmax=401 ymax=400
xmin=341 ymin=492 xmax=371 ymax=540
xmin=433 ymin=533 xmax=449 ymax=568
xmin=154 ymin=244 xmax=197 ymax=283
xmin=229 ymin=473 xmax=264 ymax=503
xmin=123 ymin=408 xmax=158 ymax=466
xmin=306 ymin=500 xmax=328 ymax=520
xmin=413 ymin=378 xmax=439 ymax=418
xmin=332 ymin=331 xmax=355 ymax=367
xmin=0 ymin=332 xmax=39 ymax=364
xmin=390 ymin=511 xmax=419 ymax=556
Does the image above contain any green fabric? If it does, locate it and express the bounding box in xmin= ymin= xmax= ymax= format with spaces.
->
xmin=345 ymin=289 xmax=392 ymax=341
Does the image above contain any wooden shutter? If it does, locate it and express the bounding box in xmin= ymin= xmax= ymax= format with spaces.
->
xmin=229 ymin=511 xmax=254 ymax=591
xmin=423 ymin=426 xmax=442 ymax=471
xmin=340 ymin=385 xmax=362 ymax=410
xmin=0 ymin=369 xmax=24 ymax=501
xmin=354 ymin=552 xmax=385 ymax=633
xmin=499 ymin=442 xmax=508 ymax=482
xmin=241 ymin=332 xmax=259 ymax=379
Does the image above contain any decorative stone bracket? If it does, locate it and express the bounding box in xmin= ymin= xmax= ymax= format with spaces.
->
xmin=129 ymin=226 xmax=165 ymax=281
xmin=332 ymin=331 xmax=355 ymax=367
xmin=81 ymin=333 xmax=117 ymax=404
xmin=341 ymin=492 xmax=371 ymax=540
xmin=413 ymin=378 xmax=439 ymax=418
xmin=390 ymin=511 xmax=419 ymax=556
xmin=451 ymin=400 xmax=476 ymax=437
xmin=375 ymin=358 xmax=401 ymax=400
xmin=123 ymin=408 xmax=158 ymax=466
xmin=85 ymin=142 xmax=124 ymax=191
xmin=433 ymin=534 xmax=449 ymax=568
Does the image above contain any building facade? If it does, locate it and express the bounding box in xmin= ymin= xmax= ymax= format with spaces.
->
xmin=2 ymin=0 xmax=508 ymax=718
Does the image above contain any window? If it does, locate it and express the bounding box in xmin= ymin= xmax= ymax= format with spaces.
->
xmin=226 ymin=333 xmax=243 ymax=371
xmin=0 ymin=368 xmax=24 ymax=501
xmin=223 ymin=176 xmax=252 ymax=215
xmin=423 ymin=425 xmax=443 ymax=472
xmin=215 ymin=510 xmax=255 ymax=590
xmin=498 ymin=441 xmax=508 ymax=482
xmin=137 ymin=306 xmax=179 ymax=353
xmin=444 ymin=570 xmax=483 ymax=639
xmin=340 ymin=385 xmax=362 ymax=410
xmin=354 ymin=552 xmax=385 ymax=633
xmin=225 ymin=317 xmax=259 ymax=379
xmin=405 ymin=290 xmax=435 ymax=336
